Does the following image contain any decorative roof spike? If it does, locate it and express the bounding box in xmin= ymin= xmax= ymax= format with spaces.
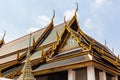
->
xmin=51 ymin=10 xmax=55 ymax=23
xmin=74 ymin=2 xmax=78 ymax=17
xmin=64 ymin=17 xmax=69 ymax=31
xmin=18 ymin=34 xmax=36 ymax=80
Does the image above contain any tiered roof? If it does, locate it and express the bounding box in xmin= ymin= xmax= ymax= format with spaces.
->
xmin=0 ymin=3 xmax=120 ymax=79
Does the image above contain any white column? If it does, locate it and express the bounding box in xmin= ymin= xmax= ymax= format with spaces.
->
xmin=99 ymin=71 xmax=106 ymax=80
xmin=68 ymin=69 xmax=76 ymax=80
xmin=112 ymin=75 xmax=118 ymax=80
xmin=87 ymin=66 xmax=95 ymax=80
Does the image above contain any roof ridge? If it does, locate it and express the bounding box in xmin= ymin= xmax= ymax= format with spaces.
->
xmin=2 ymin=22 xmax=66 ymax=47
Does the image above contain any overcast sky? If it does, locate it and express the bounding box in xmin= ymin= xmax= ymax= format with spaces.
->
xmin=0 ymin=0 xmax=120 ymax=55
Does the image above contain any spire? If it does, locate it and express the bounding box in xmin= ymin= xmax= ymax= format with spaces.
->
xmin=18 ymin=34 xmax=36 ymax=80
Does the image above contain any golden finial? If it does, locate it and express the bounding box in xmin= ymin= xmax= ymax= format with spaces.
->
xmin=64 ymin=16 xmax=70 ymax=31
xmin=51 ymin=10 xmax=55 ymax=23
xmin=74 ymin=3 xmax=78 ymax=17
xmin=64 ymin=16 xmax=69 ymax=30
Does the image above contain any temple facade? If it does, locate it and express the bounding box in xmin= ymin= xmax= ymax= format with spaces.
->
xmin=0 ymin=4 xmax=120 ymax=80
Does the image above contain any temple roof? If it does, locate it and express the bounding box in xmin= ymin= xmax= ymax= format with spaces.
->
xmin=0 ymin=28 xmax=45 ymax=57
xmin=0 ymin=22 xmax=66 ymax=64
xmin=0 ymin=3 xmax=120 ymax=78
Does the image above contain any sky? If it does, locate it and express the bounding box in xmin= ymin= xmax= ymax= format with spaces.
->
xmin=0 ymin=0 xmax=120 ymax=55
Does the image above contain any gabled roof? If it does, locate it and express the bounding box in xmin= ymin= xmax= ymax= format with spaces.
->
xmin=0 ymin=3 xmax=120 ymax=78
xmin=0 ymin=28 xmax=45 ymax=57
